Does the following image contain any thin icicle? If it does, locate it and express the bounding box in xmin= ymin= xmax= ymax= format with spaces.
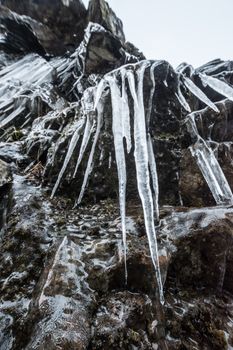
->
xmin=73 ymin=115 xmax=94 ymax=178
xmin=184 ymin=77 xmax=219 ymax=113
xmin=199 ymin=73 xmax=233 ymax=101
xmin=107 ymin=75 xmax=128 ymax=282
xmin=77 ymin=102 xmax=104 ymax=205
xmin=190 ymin=140 xmax=233 ymax=205
xmin=147 ymin=134 xmax=159 ymax=220
xmin=120 ymin=69 xmax=131 ymax=153
xmin=176 ymin=82 xmax=191 ymax=113
xmin=94 ymin=79 xmax=107 ymax=110
xmin=129 ymin=62 xmax=164 ymax=304
xmin=51 ymin=119 xmax=85 ymax=198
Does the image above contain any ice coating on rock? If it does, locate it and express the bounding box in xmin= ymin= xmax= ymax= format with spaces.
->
xmin=199 ymin=73 xmax=233 ymax=101
xmin=184 ymin=77 xmax=219 ymax=113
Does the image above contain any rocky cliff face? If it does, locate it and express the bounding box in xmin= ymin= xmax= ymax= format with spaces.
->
xmin=0 ymin=1 xmax=233 ymax=349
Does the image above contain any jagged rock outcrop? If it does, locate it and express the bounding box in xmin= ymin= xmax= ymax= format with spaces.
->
xmin=0 ymin=0 xmax=233 ymax=349
xmin=1 ymin=0 xmax=88 ymax=53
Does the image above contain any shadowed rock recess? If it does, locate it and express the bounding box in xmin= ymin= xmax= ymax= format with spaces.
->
xmin=0 ymin=0 xmax=233 ymax=349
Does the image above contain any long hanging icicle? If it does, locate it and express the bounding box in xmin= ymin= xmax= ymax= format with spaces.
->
xmin=127 ymin=62 xmax=164 ymax=304
xmin=107 ymin=74 xmax=129 ymax=282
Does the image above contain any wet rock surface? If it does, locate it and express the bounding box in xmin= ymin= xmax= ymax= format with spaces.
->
xmin=0 ymin=0 xmax=233 ymax=349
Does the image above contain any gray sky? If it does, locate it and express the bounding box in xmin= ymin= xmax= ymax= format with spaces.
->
xmin=83 ymin=0 xmax=233 ymax=68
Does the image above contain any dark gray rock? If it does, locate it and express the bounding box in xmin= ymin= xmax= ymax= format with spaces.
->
xmin=88 ymin=0 xmax=125 ymax=43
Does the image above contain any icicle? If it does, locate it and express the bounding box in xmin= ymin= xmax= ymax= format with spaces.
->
xmin=199 ymin=73 xmax=233 ymax=101
xmin=147 ymin=134 xmax=159 ymax=220
xmin=190 ymin=140 xmax=233 ymax=205
xmin=107 ymin=75 xmax=128 ymax=283
xmin=120 ymin=69 xmax=131 ymax=153
xmin=187 ymin=115 xmax=233 ymax=205
xmin=94 ymin=79 xmax=107 ymax=111
xmin=73 ymin=115 xmax=94 ymax=178
xmin=184 ymin=77 xmax=219 ymax=113
xmin=51 ymin=119 xmax=85 ymax=198
xmin=147 ymin=62 xmax=158 ymax=127
xmin=128 ymin=62 xmax=164 ymax=304
xmin=0 ymin=105 xmax=25 ymax=129
xmin=77 ymin=102 xmax=104 ymax=205
xmin=176 ymin=81 xmax=191 ymax=113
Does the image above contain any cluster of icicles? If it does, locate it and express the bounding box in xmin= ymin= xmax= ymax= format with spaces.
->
xmin=1 ymin=54 xmax=233 ymax=304
xmin=51 ymin=59 xmax=233 ymax=304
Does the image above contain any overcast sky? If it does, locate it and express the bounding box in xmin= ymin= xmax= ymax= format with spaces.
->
xmin=83 ymin=0 xmax=233 ymax=69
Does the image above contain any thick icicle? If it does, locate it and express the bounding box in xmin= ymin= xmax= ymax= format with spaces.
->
xmin=107 ymin=74 xmax=129 ymax=282
xmin=184 ymin=77 xmax=219 ymax=112
xmin=51 ymin=119 xmax=85 ymax=198
xmin=199 ymin=73 xmax=233 ymax=101
xmin=128 ymin=62 xmax=164 ymax=304
xmin=187 ymin=114 xmax=233 ymax=205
